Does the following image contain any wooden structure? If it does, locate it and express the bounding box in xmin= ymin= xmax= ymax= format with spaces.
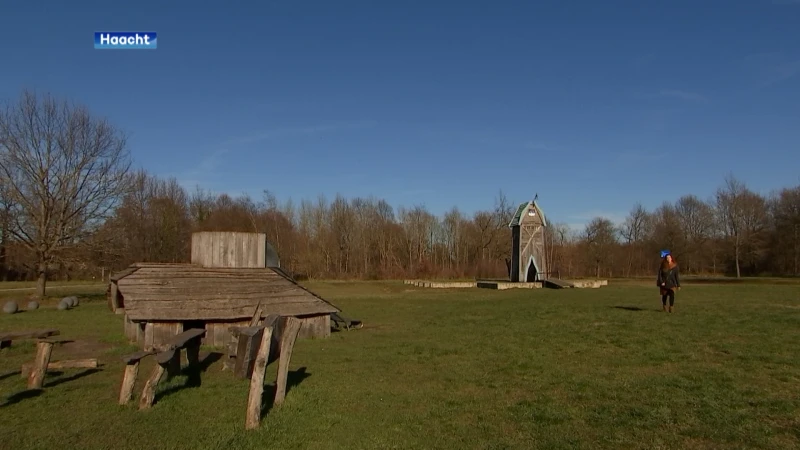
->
xmin=118 ymin=328 xmax=206 ymax=408
xmin=508 ymin=199 xmax=549 ymax=282
xmin=110 ymin=231 xmax=340 ymax=350
xmin=1 ymin=329 xmax=97 ymax=389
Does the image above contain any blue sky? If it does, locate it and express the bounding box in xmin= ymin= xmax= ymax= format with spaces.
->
xmin=2 ymin=0 xmax=799 ymax=230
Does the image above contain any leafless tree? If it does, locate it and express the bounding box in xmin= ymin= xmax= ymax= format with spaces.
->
xmin=0 ymin=90 xmax=131 ymax=297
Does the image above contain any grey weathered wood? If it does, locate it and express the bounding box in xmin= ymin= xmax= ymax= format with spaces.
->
xmin=138 ymin=363 xmax=166 ymax=409
xmin=245 ymin=320 xmax=275 ymax=430
xmin=116 ymin=264 xmax=339 ymax=322
xmin=248 ymin=301 xmax=264 ymax=327
xmin=274 ymin=316 xmax=302 ymax=406
xmin=0 ymin=328 xmax=60 ymax=347
xmin=119 ymin=362 xmax=139 ymax=405
xmin=122 ymin=350 xmax=155 ymax=364
xmin=191 ymin=231 xmax=268 ymax=269
xmin=27 ymin=340 xmax=54 ymax=389
xmin=234 ymin=327 xmax=263 ymax=379
xmin=21 ymin=358 xmax=98 ymax=377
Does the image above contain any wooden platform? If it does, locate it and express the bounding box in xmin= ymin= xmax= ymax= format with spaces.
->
xmin=476 ymin=280 xmax=542 ymax=290
xmin=544 ymin=278 xmax=575 ymax=289
xmin=404 ymin=280 xmax=477 ymax=288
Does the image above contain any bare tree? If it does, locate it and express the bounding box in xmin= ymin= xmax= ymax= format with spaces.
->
xmin=0 ymin=90 xmax=131 ymax=297
xmin=619 ymin=203 xmax=649 ymax=276
xmin=715 ymin=174 xmax=749 ymax=278
xmin=583 ymin=217 xmax=618 ymax=278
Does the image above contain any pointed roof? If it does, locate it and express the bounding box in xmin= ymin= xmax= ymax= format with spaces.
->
xmin=509 ymin=200 xmax=548 ymax=228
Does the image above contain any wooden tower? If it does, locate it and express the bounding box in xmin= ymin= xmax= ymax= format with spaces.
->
xmin=508 ymin=199 xmax=549 ymax=282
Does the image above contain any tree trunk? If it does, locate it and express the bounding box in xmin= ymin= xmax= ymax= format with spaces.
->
xmin=36 ymin=261 xmax=48 ymax=298
xmin=734 ymin=234 xmax=741 ymax=278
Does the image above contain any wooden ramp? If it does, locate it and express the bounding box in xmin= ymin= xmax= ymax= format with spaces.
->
xmin=544 ymin=278 xmax=575 ymax=289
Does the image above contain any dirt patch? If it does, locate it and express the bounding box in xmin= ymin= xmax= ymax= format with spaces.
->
xmin=54 ymin=339 xmax=113 ymax=359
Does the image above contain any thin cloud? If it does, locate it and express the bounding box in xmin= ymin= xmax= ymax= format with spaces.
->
xmin=226 ymin=120 xmax=376 ymax=146
xmin=568 ymin=211 xmax=628 ymax=227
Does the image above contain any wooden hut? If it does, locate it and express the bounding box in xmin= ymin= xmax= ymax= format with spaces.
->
xmin=109 ymin=231 xmax=340 ymax=350
xmin=508 ymin=199 xmax=549 ymax=282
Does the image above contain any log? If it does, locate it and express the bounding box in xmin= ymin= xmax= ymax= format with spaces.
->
xmin=245 ymin=320 xmax=275 ymax=430
xmin=119 ymin=363 xmax=139 ymax=405
xmin=274 ymin=316 xmax=302 ymax=406
xmin=138 ymin=364 xmax=166 ymax=410
xmin=21 ymin=358 xmax=98 ymax=378
xmin=27 ymin=340 xmax=55 ymax=389
xmin=234 ymin=327 xmax=263 ymax=379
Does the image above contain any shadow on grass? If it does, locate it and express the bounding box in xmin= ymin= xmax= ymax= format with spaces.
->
xmin=261 ymin=366 xmax=312 ymax=416
xmin=44 ymin=367 xmax=102 ymax=388
xmin=612 ymin=306 xmax=650 ymax=312
xmin=155 ymin=352 xmax=224 ymax=403
xmin=1 ymin=389 xmax=43 ymax=407
xmin=0 ymin=371 xmax=19 ymax=381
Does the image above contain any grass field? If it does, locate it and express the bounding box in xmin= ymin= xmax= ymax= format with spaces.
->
xmin=1 ymin=279 xmax=799 ymax=449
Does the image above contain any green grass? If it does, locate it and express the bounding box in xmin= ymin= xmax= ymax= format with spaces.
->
xmin=1 ymin=280 xmax=799 ymax=449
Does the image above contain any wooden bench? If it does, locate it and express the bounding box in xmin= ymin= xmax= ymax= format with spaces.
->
xmin=0 ymin=329 xmax=60 ymax=350
xmin=117 ymin=327 xmax=206 ymax=409
xmin=1 ymin=329 xmax=98 ymax=390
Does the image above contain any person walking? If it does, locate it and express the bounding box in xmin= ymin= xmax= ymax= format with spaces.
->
xmin=657 ymin=250 xmax=681 ymax=312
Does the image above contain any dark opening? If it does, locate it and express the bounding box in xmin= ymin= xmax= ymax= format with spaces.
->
xmin=526 ymin=260 xmax=538 ymax=282
xmin=183 ymin=320 xmax=206 ymax=331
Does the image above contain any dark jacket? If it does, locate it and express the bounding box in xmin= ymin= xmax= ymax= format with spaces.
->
xmin=657 ymin=264 xmax=680 ymax=291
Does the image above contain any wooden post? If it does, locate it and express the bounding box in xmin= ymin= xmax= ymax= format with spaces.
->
xmin=27 ymin=340 xmax=54 ymax=389
xmin=118 ymin=350 xmax=155 ymax=405
xmin=139 ymin=364 xmax=166 ymax=410
xmin=185 ymin=337 xmax=200 ymax=367
xmin=119 ymin=363 xmax=139 ymax=405
xmin=245 ymin=323 xmax=274 ymax=430
xmin=274 ymin=316 xmax=302 ymax=406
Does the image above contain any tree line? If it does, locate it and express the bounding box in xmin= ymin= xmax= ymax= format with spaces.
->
xmin=1 ymin=90 xmax=798 ymax=297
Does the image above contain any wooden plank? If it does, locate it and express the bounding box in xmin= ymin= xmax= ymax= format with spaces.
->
xmin=122 ymin=350 xmax=156 ymax=364
xmin=125 ymin=299 xmax=339 ymax=322
xmin=245 ymin=320 xmax=275 ymax=430
xmin=163 ymin=328 xmax=206 ymax=349
xmin=21 ymin=359 xmax=98 ymax=378
xmin=144 ymin=323 xmax=154 ymax=351
xmin=297 ymin=314 xmax=330 ymax=339
xmin=0 ymin=329 xmax=60 ymax=342
xmin=274 ymin=317 xmax=302 ymax=406
xmin=234 ymin=327 xmax=263 ymax=379
xmin=27 ymin=340 xmax=54 ymax=389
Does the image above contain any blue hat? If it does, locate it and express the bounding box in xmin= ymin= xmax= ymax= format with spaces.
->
xmin=660 ymin=249 xmax=671 ymax=258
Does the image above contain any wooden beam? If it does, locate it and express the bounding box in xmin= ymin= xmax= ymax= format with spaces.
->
xmin=21 ymin=359 xmax=98 ymax=378
xmin=27 ymin=340 xmax=55 ymax=389
xmin=274 ymin=316 xmax=302 ymax=406
xmin=245 ymin=320 xmax=275 ymax=430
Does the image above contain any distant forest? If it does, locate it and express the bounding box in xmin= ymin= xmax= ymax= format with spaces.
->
xmin=1 ymin=90 xmax=799 ymax=293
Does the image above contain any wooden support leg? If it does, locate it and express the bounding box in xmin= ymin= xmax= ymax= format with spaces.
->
xmin=138 ymin=364 xmax=166 ymax=410
xmin=245 ymin=324 xmax=275 ymax=430
xmin=274 ymin=317 xmax=302 ymax=407
xmin=186 ymin=339 xmax=200 ymax=367
xmin=119 ymin=362 xmax=140 ymax=405
xmin=166 ymin=350 xmax=181 ymax=378
xmin=27 ymin=340 xmax=54 ymax=389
